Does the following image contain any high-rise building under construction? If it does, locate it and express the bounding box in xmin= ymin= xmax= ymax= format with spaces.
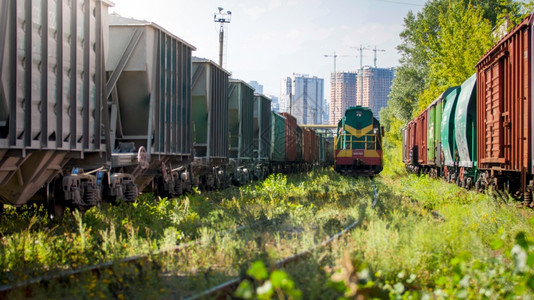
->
xmin=329 ymin=72 xmax=357 ymax=126
xmin=356 ymin=67 xmax=395 ymax=120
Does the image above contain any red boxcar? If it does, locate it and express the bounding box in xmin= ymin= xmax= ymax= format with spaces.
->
xmin=311 ymin=130 xmax=319 ymax=162
xmin=403 ymin=121 xmax=416 ymax=165
xmin=281 ymin=113 xmax=298 ymax=162
xmin=475 ymin=16 xmax=532 ymax=195
xmin=415 ymin=109 xmax=428 ymax=166
xmin=302 ymin=128 xmax=312 ymax=163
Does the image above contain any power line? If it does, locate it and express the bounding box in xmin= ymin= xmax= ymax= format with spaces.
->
xmin=375 ymin=0 xmax=424 ymax=6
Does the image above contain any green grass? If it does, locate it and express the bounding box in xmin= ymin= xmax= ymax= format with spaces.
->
xmin=0 ymin=169 xmax=374 ymax=298
xmin=3 ymin=160 xmax=534 ymax=299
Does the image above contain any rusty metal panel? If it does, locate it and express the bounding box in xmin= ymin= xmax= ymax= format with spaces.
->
xmin=312 ymin=130 xmax=319 ymax=162
xmin=296 ymin=126 xmax=303 ymax=162
xmin=302 ymin=128 xmax=311 ymax=162
xmin=403 ymin=121 xmax=417 ymax=165
xmin=281 ymin=112 xmax=298 ymax=162
xmin=476 ymin=16 xmax=531 ymax=181
xmin=402 ymin=127 xmax=407 ymax=164
xmin=415 ymin=110 xmax=428 ymax=165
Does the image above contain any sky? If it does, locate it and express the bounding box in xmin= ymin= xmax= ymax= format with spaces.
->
xmin=109 ymin=0 xmax=427 ymax=100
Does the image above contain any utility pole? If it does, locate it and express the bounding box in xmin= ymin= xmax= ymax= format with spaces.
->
xmin=214 ymin=7 xmax=232 ymax=67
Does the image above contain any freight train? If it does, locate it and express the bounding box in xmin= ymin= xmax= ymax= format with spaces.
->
xmin=0 ymin=1 xmax=334 ymax=216
xmin=335 ymin=106 xmax=384 ymax=176
xmin=402 ymin=13 xmax=534 ymax=204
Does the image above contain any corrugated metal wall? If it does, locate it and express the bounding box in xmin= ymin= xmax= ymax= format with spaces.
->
xmin=228 ymin=80 xmax=254 ymax=161
xmin=1 ymin=0 xmax=109 ymax=151
xmin=192 ymin=59 xmax=229 ymax=159
xmin=253 ymin=94 xmax=271 ymax=161
xmin=270 ymin=112 xmax=285 ymax=162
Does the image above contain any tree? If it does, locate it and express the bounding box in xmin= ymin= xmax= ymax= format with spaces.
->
xmin=384 ymin=0 xmax=526 ymax=129
xmin=417 ymin=1 xmax=495 ymax=111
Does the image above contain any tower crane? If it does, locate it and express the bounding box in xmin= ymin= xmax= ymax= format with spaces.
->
xmin=350 ymin=45 xmax=386 ymax=105
xmin=372 ymin=46 xmax=386 ymax=68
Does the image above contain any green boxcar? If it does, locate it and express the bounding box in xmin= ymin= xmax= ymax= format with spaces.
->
xmin=270 ymin=112 xmax=286 ymax=162
xmin=428 ymin=88 xmax=455 ymax=166
xmin=428 ymin=103 xmax=437 ymax=164
xmin=253 ymin=94 xmax=272 ymax=162
xmin=228 ymin=80 xmax=254 ymax=161
xmin=454 ymin=74 xmax=477 ymax=169
xmin=441 ymin=87 xmax=461 ymax=167
xmin=192 ymin=58 xmax=230 ymax=159
xmin=318 ymin=133 xmax=326 ymax=163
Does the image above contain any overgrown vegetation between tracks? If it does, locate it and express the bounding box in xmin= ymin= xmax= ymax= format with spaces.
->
xmin=3 ymin=167 xmax=534 ymax=299
xmin=0 ymin=169 xmax=373 ymax=298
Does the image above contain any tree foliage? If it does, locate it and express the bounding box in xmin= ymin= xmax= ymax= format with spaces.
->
xmin=382 ymin=0 xmax=531 ymax=137
xmin=418 ymin=1 xmax=495 ymax=111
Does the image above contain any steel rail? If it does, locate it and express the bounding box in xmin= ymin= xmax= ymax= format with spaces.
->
xmin=186 ymin=177 xmax=379 ymax=300
xmin=0 ymin=218 xmax=273 ymax=297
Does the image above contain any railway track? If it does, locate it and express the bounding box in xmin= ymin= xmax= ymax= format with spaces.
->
xmin=185 ymin=177 xmax=380 ymax=300
xmin=0 ymin=176 xmax=374 ymax=299
xmin=0 ymin=218 xmax=274 ymax=298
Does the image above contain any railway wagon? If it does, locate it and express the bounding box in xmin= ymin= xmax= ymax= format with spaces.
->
xmin=452 ymin=74 xmax=478 ymax=188
xmin=192 ymin=58 xmax=230 ymax=189
xmin=475 ymin=15 xmax=533 ymax=201
xmin=426 ymin=91 xmax=447 ymax=177
xmin=318 ymin=132 xmax=326 ymax=164
xmin=280 ymin=112 xmax=298 ymax=171
xmin=325 ymin=137 xmax=335 ymax=165
xmin=335 ymin=106 xmax=383 ymax=176
xmin=270 ymin=112 xmax=286 ymax=173
xmin=403 ymin=74 xmax=477 ymax=188
xmin=106 ymin=15 xmax=196 ymax=200
xmin=302 ymin=128 xmax=313 ymax=164
xmin=440 ymin=86 xmax=461 ymax=181
xmin=0 ymin=0 xmax=111 ymax=207
xmin=228 ymin=79 xmax=255 ymax=185
xmin=415 ymin=109 xmax=428 ymax=167
xmin=311 ymin=130 xmax=319 ymax=163
xmin=296 ymin=126 xmax=303 ymax=163
xmin=402 ymin=121 xmax=416 ymax=169
xmin=253 ymin=93 xmax=272 ymax=179
xmin=404 ymin=87 xmax=460 ymax=178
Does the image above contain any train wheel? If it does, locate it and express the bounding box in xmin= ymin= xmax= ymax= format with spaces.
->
xmin=465 ymin=178 xmax=473 ymax=190
xmin=47 ymin=179 xmax=65 ymax=220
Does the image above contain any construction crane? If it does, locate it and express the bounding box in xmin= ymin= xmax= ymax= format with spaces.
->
xmin=372 ymin=46 xmax=386 ymax=68
xmin=350 ymin=45 xmax=386 ymax=105
xmin=350 ymin=45 xmax=370 ymax=70
xmin=351 ymin=45 xmax=371 ymax=106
